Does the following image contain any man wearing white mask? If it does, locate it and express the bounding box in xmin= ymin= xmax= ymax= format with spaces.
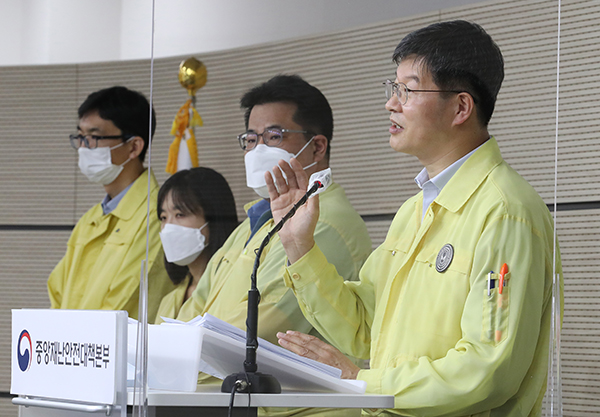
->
xmin=176 ymin=75 xmax=371 ymax=414
xmin=48 ymin=86 xmax=174 ymax=322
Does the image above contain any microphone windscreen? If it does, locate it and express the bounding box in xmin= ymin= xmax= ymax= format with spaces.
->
xmin=308 ymin=168 xmax=332 ymax=198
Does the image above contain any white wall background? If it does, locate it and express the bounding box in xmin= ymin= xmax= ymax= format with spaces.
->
xmin=0 ymin=0 xmax=481 ymax=66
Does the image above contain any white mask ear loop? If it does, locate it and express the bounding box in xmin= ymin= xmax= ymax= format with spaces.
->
xmin=108 ymin=136 xmax=134 ymax=151
xmin=114 ymin=137 xmax=134 ymax=167
xmin=199 ymin=221 xmax=209 ymax=244
xmin=295 ymin=136 xmax=317 ymax=170
xmin=303 ymin=161 xmax=317 ymax=171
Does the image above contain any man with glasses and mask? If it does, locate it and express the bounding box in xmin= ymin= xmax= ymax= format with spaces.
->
xmin=48 ymin=86 xmax=174 ymax=322
xmin=272 ymin=21 xmax=562 ymax=416
xmin=176 ymin=75 xmax=371 ymax=414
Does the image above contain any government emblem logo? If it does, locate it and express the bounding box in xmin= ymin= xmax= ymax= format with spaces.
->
xmin=17 ymin=329 xmax=32 ymax=372
xmin=436 ymin=244 xmax=454 ymax=273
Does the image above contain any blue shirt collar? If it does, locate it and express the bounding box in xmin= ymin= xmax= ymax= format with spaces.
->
xmin=101 ymin=182 xmax=134 ymax=215
xmin=247 ymin=199 xmax=271 ymax=229
xmin=414 ymin=141 xmax=486 ymax=219
xmin=246 ymin=199 xmax=272 ymax=246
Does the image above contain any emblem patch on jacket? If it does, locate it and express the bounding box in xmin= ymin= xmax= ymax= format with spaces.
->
xmin=436 ymin=244 xmax=454 ymax=273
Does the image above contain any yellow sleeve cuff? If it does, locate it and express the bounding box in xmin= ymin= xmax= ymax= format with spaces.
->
xmin=283 ymin=244 xmax=330 ymax=290
xmin=357 ymin=368 xmax=384 ymax=394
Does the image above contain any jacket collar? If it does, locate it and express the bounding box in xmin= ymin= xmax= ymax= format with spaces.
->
xmin=97 ymin=169 xmax=157 ymax=222
xmin=433 ymin=137 xmax=503 ymax=214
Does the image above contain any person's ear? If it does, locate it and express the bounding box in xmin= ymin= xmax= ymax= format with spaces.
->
xmin=311 ymin=135 xmax=328 ymax=163
xmin=452 ymin=92 xmax=476 ymax=126
xmin=128 ymin=136 xmax=145 ymax=159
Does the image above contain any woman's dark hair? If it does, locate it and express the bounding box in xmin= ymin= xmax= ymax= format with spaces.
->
xmin=157 ymin=167 xmax=238 ymax=285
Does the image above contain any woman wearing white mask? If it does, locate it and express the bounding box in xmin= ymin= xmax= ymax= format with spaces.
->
xmin=155 ymin=167 xmax=238 ymax=322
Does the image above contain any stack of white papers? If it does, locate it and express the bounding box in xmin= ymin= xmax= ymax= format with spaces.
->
xmin=161 ymin=314 xmax=366 ymax=394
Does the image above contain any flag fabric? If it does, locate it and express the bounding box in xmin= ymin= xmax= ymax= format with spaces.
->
xmin=166 ymin=99 xmax=203 ymax=174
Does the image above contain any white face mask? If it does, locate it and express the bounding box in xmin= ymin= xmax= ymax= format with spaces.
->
xmin=160 ymin=222 xmax=209 ymax=266
xmin=244 ymin=137 xmax=316 ymax=198
xmin=78 ymin=140 xmax=132 ymax=185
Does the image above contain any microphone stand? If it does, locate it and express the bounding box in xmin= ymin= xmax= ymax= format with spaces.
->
xmin=221 ymin=181 xmax=322 ymax=394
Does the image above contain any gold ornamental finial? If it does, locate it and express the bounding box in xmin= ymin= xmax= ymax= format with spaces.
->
xmin=178 ymin=57 xmax=207 ymax=96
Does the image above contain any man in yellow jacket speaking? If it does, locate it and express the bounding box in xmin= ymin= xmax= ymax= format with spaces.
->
xmin=272 ymin=21 xmax=563 ymax=416
xmin=47 ymin=86 xmax=174 ymax=322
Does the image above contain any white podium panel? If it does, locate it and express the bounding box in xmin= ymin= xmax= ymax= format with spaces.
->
xmin=11 ymin=309 xmax=128 ymax=414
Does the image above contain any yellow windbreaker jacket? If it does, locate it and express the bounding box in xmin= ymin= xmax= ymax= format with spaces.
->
xmin=284 ymin=138 xmax=563 ymax=416
xmin=175 ymin=182 xmax=372 ymax=417
xmin=176 ymin=182 xmax=372 ymax=340
xmin=48 ymin=169 xmax=175 ymax=322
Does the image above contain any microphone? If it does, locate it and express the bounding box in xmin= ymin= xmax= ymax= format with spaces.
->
xmin=221 ymin=168 xmax=332 ymax=394
xmin=270 ymin=167 xmax=331 ymax=236
xmin=307 ymin=167 xmax=332 ymax=198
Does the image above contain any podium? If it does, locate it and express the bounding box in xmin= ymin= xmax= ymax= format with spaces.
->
xmin=12 ymin=309 xmax=128 ymax=416
xmin=12 ymin=309 xmax=394 ymax=416
xmin=18 ymin=385 xmax=394 ymax=416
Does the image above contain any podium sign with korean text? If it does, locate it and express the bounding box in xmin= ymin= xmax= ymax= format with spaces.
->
xmin=11 ymin=309 xmax=127 ymax=405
